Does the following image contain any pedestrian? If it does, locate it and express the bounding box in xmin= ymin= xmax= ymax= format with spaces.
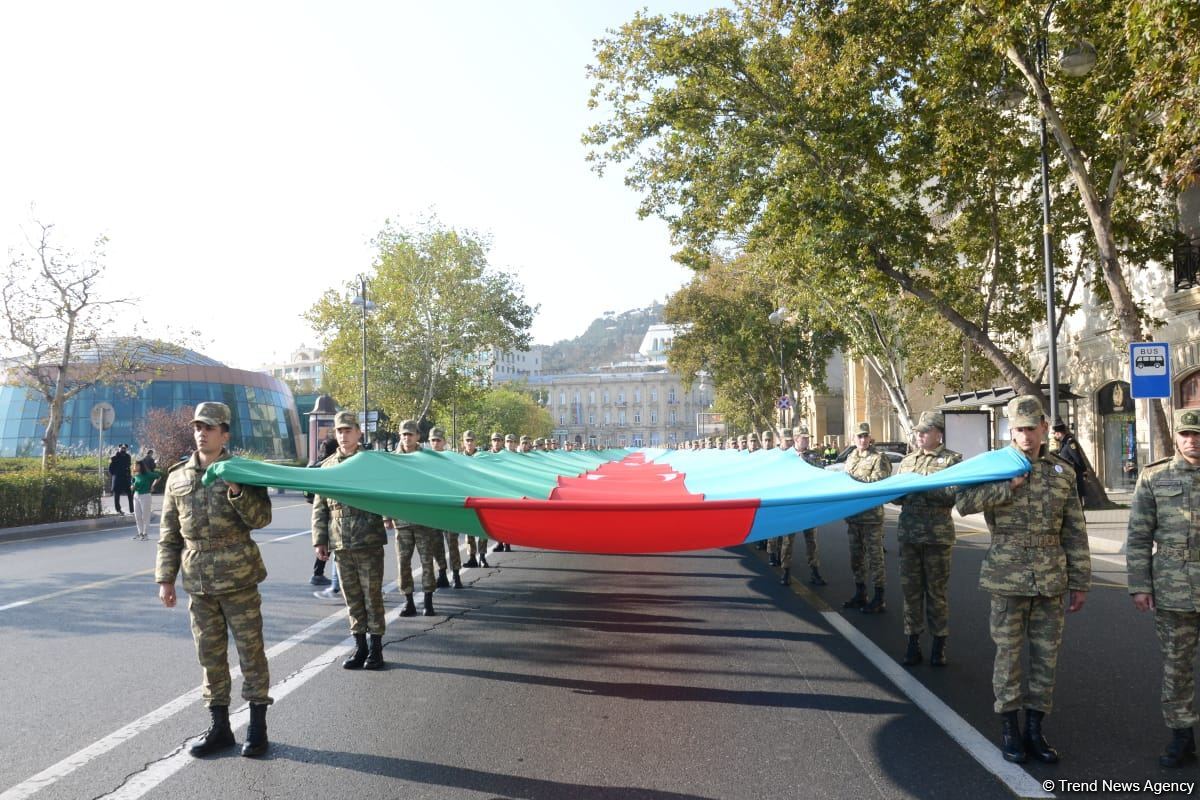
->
xmin=130 ymin=460 xmax=161 ymax=540
xmin=312 ymin=411 xmax=387 ymax=671
xmin=1127 ymin=408 xmax=1200 ymax=768
xmin=388 ymin=419 xmax=437 ymax=617
xmin=108 ymin=443 xmax=133 ymax=514
xmin=427 ymin=426 xmax=462 ymax=588
xmin=139 ymin=448 xmax=157 ymax=474
xmin=956 ymin=394 xmax=1090 ymax=765
xmin=895 ymin=411 xmax=962 ymax=667
xmin=843 ymin=422 xmax=892 ymax=613
xmin=155 ymin=401 xmax=274 ymax=758
xmin=1052 ymin=419 xmax=1088 ymax=503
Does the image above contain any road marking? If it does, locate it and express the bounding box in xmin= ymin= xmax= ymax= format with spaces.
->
xmin=1 ymin=539 xmax=479 ymax=800
xmin=0 ymin=570 xmax=155 ymax=612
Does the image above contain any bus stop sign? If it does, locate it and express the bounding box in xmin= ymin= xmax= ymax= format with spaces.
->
xmin=1130 ymin=342 xmax=1171 ymax=399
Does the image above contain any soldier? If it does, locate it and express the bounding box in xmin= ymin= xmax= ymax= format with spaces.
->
xmin=155 ymin=402 xmax=274 ymax=758
xmin=843 ymin=422 xmax=892 ymax=613
xmin=460 ymin=430 xmax=489 ymax=569
xmin=895 ymin=411 xmax=962 ymax=667
xmin=956 ymin=395 xmax=1090 ymax=764
xmin=780 ymin=429 xmax=794 ymax=451
xmin=488 ymin=432 xmax=504 ymax=453
xmin=737 ymin=434 xmax=747 ymax=451
xmin=519 ymin=435 xmax=533 ymax=453
xmin=1127 ymin=409 xmax=1200 ymax=768
xmin=762 ymin=429 xmax=775 ymax=450
xmin=747 ymin=432 xmax=761 ymax=453
xmin=504 ymin=433 xmax=518 ymax=453
xmin=312 ymin=411 xmax=388 ymax=671
xmin=427 ymin=427 xmax=463 ymax=588
xmin=772 ymin=427 xmax=826 ymax=586
xmin=388 ymin=419 xmax=438 ymax=617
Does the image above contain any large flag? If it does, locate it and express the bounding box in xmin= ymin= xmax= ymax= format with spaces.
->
xmin=206 ymin=447 xmax=1029 ymax=553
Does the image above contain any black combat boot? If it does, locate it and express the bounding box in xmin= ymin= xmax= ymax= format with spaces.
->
xmin=1023 ymin=709 xmax=1059 ymax=763
xmin=240 ymin=703 xmax=269 ymax=758
xmin=464 ymin=555 xmax=479 ymax=568
xmin=755 ymin=540 xmax=767 ymax=551
xmin=902 ymin=634 xmax=922 ymax=666
xmin=436 ymin=568 xmax=450 ymax=589
xmin=189 ymin=705 xmax=235 ymax=757
xmin=930 ymin=636 xmax=948 ymax=667
xmin=779 ymin=568 xmax=790 ymax=586
xmin=768 ymin=553 xmax=780 ymax=566
xmin=400 ymin=593 xmax=417 ymax=617
xmin=503 ymin=543 xmax=512 ymax=552
xmin=809 ymin=568 xmax=827 ymax=586
xmin=423 ymin=592 xmax=435 ymax=616
xmin=479 ymin=552 xmax=490 ymax=568
xmin=1000 ymin=711 xmax=1027 ymax=763
xmin=364 ymin=634 xmax=385 ymax=671
xmin=1161 ymin=727 xmax=1196 ymax=768
xmin=861 ymin=587 xmax=886 ymax=614
xmin=843 ymin=583 xmax=868 ymax=609
xmin=342 ymin=633 xmax=368 ymax=670
xmin=452 ymin=570 xmax=463 ymax=589
xmin=493 ymin=542 xmax=505 ymax=552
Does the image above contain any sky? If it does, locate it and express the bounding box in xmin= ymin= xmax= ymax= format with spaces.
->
xmin=0 ymin=1 xmax=717 ymax=370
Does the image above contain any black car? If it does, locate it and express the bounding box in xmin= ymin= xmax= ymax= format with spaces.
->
xmin=824 ymin=442 xmax=909 ymax=471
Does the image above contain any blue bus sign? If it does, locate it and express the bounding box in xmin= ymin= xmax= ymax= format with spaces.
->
xmin=1130 ymin=342 xmax=1171 ymax=399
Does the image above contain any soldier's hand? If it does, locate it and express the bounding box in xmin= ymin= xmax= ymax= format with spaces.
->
xmin=158 ymin=582 xmax=177 ymax=608
xmin=1132 ymin=592 xmax=1155 ymax=612
xmin=1067 ymin=590 xmax=1087 ymax=613
xmin=226 ymin=481 xmax=241 ymax=494
xmin=1010 ymin=474 xmax=1028 ymax=491
xmin=315 ymin=544 xmax=329 ymax=561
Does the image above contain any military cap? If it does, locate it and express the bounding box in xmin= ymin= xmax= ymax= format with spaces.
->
xmin=853 ymin=421 xmax=871 ymax=437
xmin=334 ymin=410 xmax=359 ymax=429
xmin=429 ymin=426 xmax=446 ymax=439
xmin=1006 ymin=395 xmax=1045 ymax=428
xmin=399 ymin=419 xmax=420 ymax=434
xmin=762 ymin=429 xmax=775 ymax=440
xmin=520 ymin=434 xmax=532 ymax=443
xmin=1175 ymin=408 xmax=1200 ymax=434
xmin=534 ymin=437 xmax=545 ymax=446
xmin=782 ymin=429 xmax=794 ymax=441
xmin=914 ymin=410 xmax=945 ymax=433
xmin=747 ymin=432 xmax=760 ymax=443
xmin=490 ymin=431 xmax=503 ymax=441
xmin=462 ymin=430 xmax=476 ymax=440
xmin=192 ymin=401 xmax=231 ymax=427
xmin=792 ymin=426 xmax=809 ymax=437
xmin=505 ymin=433 xmax=516 ymax=442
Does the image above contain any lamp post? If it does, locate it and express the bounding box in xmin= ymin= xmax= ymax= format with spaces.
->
xmin=1035 ymin=2 xmax=1096 ymax=423
xmin=350 ymin=275 xmax=375 ymax=446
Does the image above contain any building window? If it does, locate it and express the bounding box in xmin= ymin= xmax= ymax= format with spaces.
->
xmin=650 ymin=410 xmax=657 ymax=424
xmin=574 ymin=391 xmax=581 ymax=404
xmin=617 ymin=392 xmax=625 ymax=404
xmin=604 ymin=412 xmax=611 ymax=425
xmin=559 ymin=392 xmax=566 ymax=405
xmin=560 ymin=414 xmax=565 ymax=426
xmin=634 ymin=412 xmax=641 ymax=424
xmin=589 ymin=390 xmax=595 ymax=404
xmin=668 ymin=388 xmax=676 ymax=403
xmin=634 ymin=389 xmax=641 ymax=403
xmin=669 ymin=411 xmax=676 ymax=425
xmin=603 ymin=391 xmax=609 ymax=404
xmin=619 ymin=411 xmax=626 ymax=425
xmin=588 ymin=414 xmax=595 ymax=425
xmin=650 ymin=389 xmax=657 ymax=402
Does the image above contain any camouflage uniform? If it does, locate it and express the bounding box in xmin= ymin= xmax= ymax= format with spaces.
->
xmin=956 ymin=442 xmax=1090 ymax=714
xmin=311 ymin=448 xmax=387 ymax=636
xmin=156 ymin=449 xmax=273 ymax=708
xmin=845 ymin=438 xmax=892 ymax=590
xmin=770 ymin=438 xmax=822 ymax=573
xmin=1127 ymin=417 xmax=1200 ymax=731
xmin=896 ymin=441 xmax=963 ymax=637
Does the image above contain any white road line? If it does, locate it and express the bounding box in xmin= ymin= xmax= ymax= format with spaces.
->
xmin=1 ymin=539 xmax=476 ymax=800
xmin=820 ymin=611 xmax=1053 ymax=799
xmin=263 ymin=529 xmax=312 ymax=543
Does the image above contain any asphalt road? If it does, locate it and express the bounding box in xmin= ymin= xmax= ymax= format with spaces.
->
xmin=0 ymin=495 xmax=1189 ymax=800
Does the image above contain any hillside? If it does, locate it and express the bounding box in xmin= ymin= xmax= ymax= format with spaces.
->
xmin=539 ymin=303 xmax=665 ymax=374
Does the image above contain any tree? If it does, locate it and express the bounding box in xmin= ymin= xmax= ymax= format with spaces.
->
xmin=1 ymin=220 xmax=178 ymax=469
xmin=135 ymin=407 xmax=195 ymax=467
xmin=585 ymin=2 xmax=1180 ymax=453
xmin=305 ymin=217 xmax=536 ymax=431
xmin=438 ymin=384 xmax=553 ymax=445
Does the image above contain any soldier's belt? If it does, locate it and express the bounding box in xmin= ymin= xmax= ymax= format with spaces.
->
xmin=184 ymin=533 xmax=249 ymax=551
xmin=996 ymin=534 xmax=1061 ymax=547
xmin=1157 ymin=545 xmax=1200 ymax=562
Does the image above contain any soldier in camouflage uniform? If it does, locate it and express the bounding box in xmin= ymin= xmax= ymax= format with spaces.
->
xmin=773 ymin=427 xmax=826 ymax=586
xmin=780 ymin=429 xmax=794 ymax=451
xmin=746 ymin=432 xmax=760 ymax=453
xmin=956 ymin=395 xmax=1090 ymax=765
xmin=155 ymin=402 xmax=273 ymax=758
xmin=312 ymin=411 xmax=388 ymax=671
xmin=460 ymin=430 xmax=488 ymax=569
xmin=895 ymin=411 xmax=962 ymax=667
xmin=427 ymin=427 xmax=463 ymax=588
xmin=1127 ymin=408 xmax=1200 ymax=768
xmin=388 ymin=419 xmax=438 ymax=617
xmin=761 ymin=429 xmax=775 ymax=451
xmin=844 ymin=422 xmax=892 ymax=613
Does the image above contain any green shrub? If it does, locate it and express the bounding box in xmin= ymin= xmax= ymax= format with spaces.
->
xmin=0 ymin=456 xmax=101 ymax=473
xmin=0 ymin=469 xmax=103 ymax=528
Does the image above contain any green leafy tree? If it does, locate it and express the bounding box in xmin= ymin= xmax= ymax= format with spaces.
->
xmin=306 ymin=218 xmax=536 ymax=431
xmin=437 ymin=384 xmax=552 ymax=445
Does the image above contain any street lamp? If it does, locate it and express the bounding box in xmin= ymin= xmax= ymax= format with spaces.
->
xmin=350 ymin=275 xmax=375 ymax=446
xmin=1036 ymin=2 xmax=1096 ymax=424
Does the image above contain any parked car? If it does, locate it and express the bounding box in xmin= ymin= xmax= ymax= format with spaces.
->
xmin=824 ymin=442 xmax=908 ymax=472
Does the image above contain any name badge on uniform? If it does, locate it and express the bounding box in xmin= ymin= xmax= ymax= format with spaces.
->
xmin=1054 ymin=465 xmax=1064 ymax=473
xmin=937 ymin=457 xmax=945 ymax=464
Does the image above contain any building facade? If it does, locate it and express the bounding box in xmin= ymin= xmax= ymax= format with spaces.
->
xmin=257 ymin=345 xmax=325 ymax=392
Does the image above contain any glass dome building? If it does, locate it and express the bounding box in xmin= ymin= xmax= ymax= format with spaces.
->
xmin=0 ymin=339 xmax=303 ymax=460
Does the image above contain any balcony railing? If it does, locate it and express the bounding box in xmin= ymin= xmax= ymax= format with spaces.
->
xmin=1174 ymin=238 xmax=1200 ymax=291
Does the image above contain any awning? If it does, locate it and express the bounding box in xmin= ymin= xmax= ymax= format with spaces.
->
xmin=937 ymin=384 xmax=1081 ymax=410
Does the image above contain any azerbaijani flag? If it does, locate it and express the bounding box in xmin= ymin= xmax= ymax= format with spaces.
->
xmin=206 ymin=447 xmax=1029 ymax=553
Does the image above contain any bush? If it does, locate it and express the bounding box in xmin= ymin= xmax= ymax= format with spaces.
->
xmin=0 ymin=469 xmax=103 ymax=528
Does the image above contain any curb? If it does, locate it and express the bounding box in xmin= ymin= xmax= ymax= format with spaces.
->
xmin=0 ymin=515 xmax=134 ymax=544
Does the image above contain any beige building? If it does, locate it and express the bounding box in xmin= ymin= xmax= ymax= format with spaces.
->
xmin=257 ymin=345 xmax=325 ymax=392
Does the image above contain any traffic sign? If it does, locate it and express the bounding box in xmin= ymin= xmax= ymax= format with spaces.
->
xmin=90 ymin=402 xmax=115 ymax=431
xmin=777 ymin=395 xmax=791 ymax=410
xmin=1130 ymin=342 xmax=1171 ymax=398
xmin=357 ymin=411 xmax=379 ymax=432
